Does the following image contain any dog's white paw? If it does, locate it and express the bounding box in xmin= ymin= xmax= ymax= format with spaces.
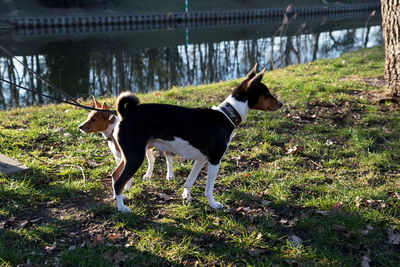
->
xmin=142 ymin=173 xmax=152 ymax=180
xmin=210 ymin=201 xmax=224 ymax=210
xmin=182 ymin=188 xmax=193 ymax=202
xmin=118 ymin=205 xmax=131 ymax=213
xmin=166 ymin=173 xmax=174 ymax=181
xmin=114 ymin=194 xmax=127 ymax=200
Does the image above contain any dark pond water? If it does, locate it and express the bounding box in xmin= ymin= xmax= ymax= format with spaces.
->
xmin=0 ymin=12 xmax=382 ymax=109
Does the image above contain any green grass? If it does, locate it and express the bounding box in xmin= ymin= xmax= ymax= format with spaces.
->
xmin=1 ymin=46 xmax=400 ymax=266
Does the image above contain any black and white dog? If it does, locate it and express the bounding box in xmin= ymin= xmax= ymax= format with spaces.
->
xmin=112 ymin=64 xmax=282 ymax=212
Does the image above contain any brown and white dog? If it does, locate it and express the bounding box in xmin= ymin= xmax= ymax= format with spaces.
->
xmin=111 ymin=64 xmax=282 ymax=212
xmin=79 ymin=97 xmax=174 ymax=194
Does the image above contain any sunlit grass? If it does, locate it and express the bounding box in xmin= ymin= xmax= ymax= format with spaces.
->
xmin=1 ymin=46 xmax=399 ymax=266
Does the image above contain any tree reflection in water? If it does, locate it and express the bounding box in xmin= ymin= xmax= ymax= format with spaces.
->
xmin=0 ymin=18 xmax=383 ymax=109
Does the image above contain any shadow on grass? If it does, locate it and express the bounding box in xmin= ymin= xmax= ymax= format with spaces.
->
xmin=0 ymin=171 xmax=184 ymax=266
xmin=0 ymin=168 xmax=295 ymax=265
xmin=2 ymin=157 xmax=400 ymax=265
xmin=228 ymin=189 xmax=400 ymax=266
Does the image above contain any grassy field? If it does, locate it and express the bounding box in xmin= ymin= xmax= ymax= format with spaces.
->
xmin=1 ymin=46 xmax=400 ymax=266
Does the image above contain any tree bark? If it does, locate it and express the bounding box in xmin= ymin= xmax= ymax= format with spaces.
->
xmin=381 ymin=0 xmax=400 ymax=96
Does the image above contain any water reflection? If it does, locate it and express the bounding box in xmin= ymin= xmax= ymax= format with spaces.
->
xmin=0 ymin=16 xmax=382 ymax=109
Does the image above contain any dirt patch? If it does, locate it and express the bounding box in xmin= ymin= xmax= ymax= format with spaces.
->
xmin=342 ymin=76 xmax=400 ymax=106
xmin=361 ymin=76 xmax=388 ymax=89
xmin=365 ymin=90 xmax=400 ymax=106
xmin=342 ymin=76 xmax=387 ymax=89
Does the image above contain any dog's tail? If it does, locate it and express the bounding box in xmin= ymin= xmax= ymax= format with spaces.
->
xmin=115 ymin=92 xmax=140 ymax=117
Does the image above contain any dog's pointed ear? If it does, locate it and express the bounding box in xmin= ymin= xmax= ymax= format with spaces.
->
xmin=101 ymin=102 xmax=109 ymax=110
xmin=248 ymin=67 xmax=266 ymax=87
xmin=237 ymin=63 xmax=258 ymax=91
xmin=246 ymin=63 xmax=258 ymax=80
xmin=93 ymin=96 xmax=101 ymax=108
xmin=90 ymin=96 xmax=95 ymax=108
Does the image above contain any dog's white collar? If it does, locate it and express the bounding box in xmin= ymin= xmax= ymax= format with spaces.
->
xmin=213 ymin=102 xmax=242 ymax=127
xmin=213 ymin=95 xmax=249 ymax=126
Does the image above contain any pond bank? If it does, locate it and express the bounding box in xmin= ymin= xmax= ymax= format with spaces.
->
xmin=3 ymin=2 xmax=380 ymax=29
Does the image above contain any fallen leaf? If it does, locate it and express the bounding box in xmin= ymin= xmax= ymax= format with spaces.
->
xmin=387 ymin=228 xmax=400 ymax=245
xmin=286 ymin=145 xmax=299 ymax=155
xmin=183 ymin=260 xmax=200 ymax=266
xmin=107 ymin=233 xmax=119 ymax=241
xmin=326 ymin=139 xmax=333 ymax=146
xmin=279 ymin=219 xmax=288 ymax=225
xmin=332 ymin=202 xmax=344 ymax=214
xmin=391 ymin=192 xmax=400 ymax=200
xmin=18 ymin=220 xmax=29 ymax=228
xmin=288 ymin=234 xmax=302 ymax=246
xmin=95 ymin=235 xmax=105 ymax=242
xmin=365 ymin=199 xmax=386 ymax=209
xmin=45 ymin=242 xmax=57 ymax=254
xmin=157 ymin=193 xmax=172 ymax=201
xmin=249 ymin=247 xmax=269 ymax=256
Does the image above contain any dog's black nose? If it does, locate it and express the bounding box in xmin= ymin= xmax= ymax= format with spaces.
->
xmin=79 ymin=125 xmax=83 ymax=129
xmin=278 ymin=101 xmax=283 ymax=108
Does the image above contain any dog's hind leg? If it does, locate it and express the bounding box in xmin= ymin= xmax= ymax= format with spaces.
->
xmin=205 ymin=163 xmax=223 ymax=209
xmin=164 ymin=151 xmax=174 ymax=181
xmin=113 ymin=148 xmax=146 ymax=212
xmin=142 ymin=147 xmax=155 ymax=180
xmin=124 ymin=177 xmax=134 ymax=192
xmin=182 ymin=159 xmax=206 ymax=202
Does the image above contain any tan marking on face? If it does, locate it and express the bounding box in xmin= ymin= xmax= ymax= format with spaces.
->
xmin=80 ymin=111 xmax=111 ymax=133
xmin=253 ymin=95 xmax=281 ymax=111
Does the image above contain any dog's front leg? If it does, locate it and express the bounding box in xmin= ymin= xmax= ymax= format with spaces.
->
xmin=142 ymin=147 xmax=155 ymax=180
xmin=205 ymin=163 xmax=224 ymax=209
xmin=182 ymin=159 xmax=206 ymax=202
xmin=111 ymin=160 xmax=125 ymax=199
xmin=113 ymin=148 xmax=146 ymax=213
xmin=164 ymin=151 xmax=174 ymax=181
xmin=111 ymin=159 xmax=131 ymax=212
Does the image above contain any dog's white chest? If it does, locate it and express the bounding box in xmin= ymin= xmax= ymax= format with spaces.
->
xmin=149 ymin=137 xmax=207 ymax=161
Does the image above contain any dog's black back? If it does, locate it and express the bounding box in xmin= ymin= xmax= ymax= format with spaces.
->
xmin=117 ymin=103 xmax=234 ymax=165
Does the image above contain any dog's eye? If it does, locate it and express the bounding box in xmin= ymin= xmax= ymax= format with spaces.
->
xmin=91 ymin=117 xmax=96 ymax=122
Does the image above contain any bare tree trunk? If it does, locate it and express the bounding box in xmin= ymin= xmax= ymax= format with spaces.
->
xmin=381 ymin=0 xmax=400 ymax=96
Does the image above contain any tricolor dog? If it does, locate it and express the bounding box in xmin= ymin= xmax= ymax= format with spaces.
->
xmin=79 ymin=97 xmax=174 ymax=193
xmin=112 ymin=64 xmax=282 ymax=212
